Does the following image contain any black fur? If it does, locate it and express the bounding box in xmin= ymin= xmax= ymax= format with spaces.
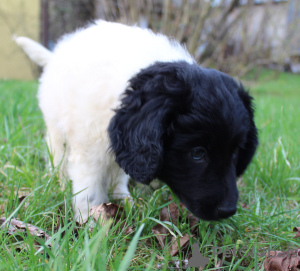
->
xmin=108 ymin=61 xmax=258 ymax=220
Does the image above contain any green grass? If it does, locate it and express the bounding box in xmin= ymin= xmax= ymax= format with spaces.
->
xmin=0 ymin=71 xmax=300 ymax=270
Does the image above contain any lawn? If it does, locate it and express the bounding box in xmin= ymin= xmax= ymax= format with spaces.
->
xmin=0 ymin=70 xmax=299 ymax=270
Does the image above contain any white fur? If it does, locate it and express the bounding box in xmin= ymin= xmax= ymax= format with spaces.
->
xmin=17 ymin=20 xmax=195 ymax=222
xmin=14 ymin=36 xmax=52 ymax=67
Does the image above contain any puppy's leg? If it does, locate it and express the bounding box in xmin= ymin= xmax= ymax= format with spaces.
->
xmin=67 ymin=147 xmax=109 ymax=223
xmin=108 ymin=166 xmax=130 ymax=200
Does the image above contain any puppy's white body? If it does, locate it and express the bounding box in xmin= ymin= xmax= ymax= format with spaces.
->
xmin=17 ymin=21 xmax=194 ymax=221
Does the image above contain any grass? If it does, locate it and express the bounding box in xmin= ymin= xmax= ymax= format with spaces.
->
xmin=0 ymin=70 xmax=300 ymax=270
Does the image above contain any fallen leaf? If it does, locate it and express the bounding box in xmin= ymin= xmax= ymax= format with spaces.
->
xmin=151 ymin=207 xmax=173 ymax=249
xmin=123 ymin=226 xmax=133 ymax=235
xmin=89 ymin=203 xmax=124 ymax=224
xmin=187 ymin=213 xmax=199 ymax=233
xmin=14 ymin=243 xmax=30 ymax=253
xmin=168 ymin=202 xmax=180 ymax=224
xmin=241 ymin=203 xmax=249 ymax=209
xmin=167 ymin=196 xmax=199 ymax=232
xmin=264 ymin=249 xmax=300 ymax=271
xmin=15 ymin=187 xmax=31 ymax=199
xmin=169 ymin=233 xmax=191 ymax=256
xmin=88 ymin=203 xmax=133 ymax=236
xmin=160 ymin=207 xmax=171 ymax=222
xmin=168 ymin=195 xmax=185 ymax=222
xmin=0 ymin=189 xmax=30 ymax=216
xmin=156 ymin=254 xmax=164 ymax=260
xmin=151 ymin=195 xmax=199 ymax=256
xmin=0 ymin=201 xmax=6 ymax=215
xmin=152 ymin=224 xmax=168 ymax=248
xmin=0 ymin=217 xmax=52 ymax=247
xmin=293 ymin=227 xmax=300 ymax=238
xmin=17 ymin=195 xmax=27 ymax=203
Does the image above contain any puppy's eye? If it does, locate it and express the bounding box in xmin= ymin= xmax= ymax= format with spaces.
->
xmin=191 ymin=147 xmax=206 ymax=161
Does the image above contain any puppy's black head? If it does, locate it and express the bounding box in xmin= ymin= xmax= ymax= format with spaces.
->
xmin=108 ymin=61 xmax=258 ymax=220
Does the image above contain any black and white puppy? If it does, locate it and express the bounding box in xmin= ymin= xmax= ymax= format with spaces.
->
xmin=15 ymin=20 xmax=258 ymax=222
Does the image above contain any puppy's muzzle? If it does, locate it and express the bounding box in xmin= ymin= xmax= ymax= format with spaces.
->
xmin=217 ymin=205 xmax=237 ymax=219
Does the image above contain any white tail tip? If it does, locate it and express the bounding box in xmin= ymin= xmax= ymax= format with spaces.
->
xmin=14 ymin=35 xmax=52 ymax=67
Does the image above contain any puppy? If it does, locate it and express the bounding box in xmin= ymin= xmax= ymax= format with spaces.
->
xmin=15 ymin=20 xmax=258 ymax=222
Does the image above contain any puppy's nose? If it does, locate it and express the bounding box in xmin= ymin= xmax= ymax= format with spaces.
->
xmin=217 ymin=206 xmax=236 ymax=219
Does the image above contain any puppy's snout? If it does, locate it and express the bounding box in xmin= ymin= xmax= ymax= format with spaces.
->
xmin=217 ymin=205 xmax=237 ymax=219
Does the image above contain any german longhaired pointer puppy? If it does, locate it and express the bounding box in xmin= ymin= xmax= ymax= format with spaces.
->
xmin=16 ymin=20 xmax=258 ymax=222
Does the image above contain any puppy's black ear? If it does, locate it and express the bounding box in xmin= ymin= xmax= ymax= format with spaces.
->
xmin=236 ymin=85 xmax=258 ymax=176
xmin=108 ymin=62 xmax=190 ymax=184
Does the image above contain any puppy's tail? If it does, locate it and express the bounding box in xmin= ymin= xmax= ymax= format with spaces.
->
xmin=13 ymin=36 xmax=52 ymax=67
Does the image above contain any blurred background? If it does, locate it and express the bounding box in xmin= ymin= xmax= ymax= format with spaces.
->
xmin=0 ymin=0 xmax=299 ymax=80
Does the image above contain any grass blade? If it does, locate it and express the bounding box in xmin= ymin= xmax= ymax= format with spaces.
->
xmin=118 ymin=223 xmax=145 ymax=271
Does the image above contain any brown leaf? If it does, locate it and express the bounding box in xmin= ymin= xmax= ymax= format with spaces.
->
xmin=14 ymin=243 xmax=31 ymax=253
xmin=168 ymin=202 xmax=180 ymax=224
xmin=151 ymin=205 xmax=175 ymax=249
xmin=0 ymin=201 xmax=6 ymax=215
xmin=88 ymin=203 xmax=133 ymax=236
xmin=187 ymin=213 xmax=199 ymax=233
xmin=293 ymin=227 xmax=300 ymax=238
xmin=167 ymin=195 xmax=198 ymax=230
xmin=160 ymin=207 xmax=171 ymax=222
xmin=169 ymin=233 xmax=191 ymax=256
xmin=151 ymin=195 xmax=199 ymax=254
xmin=0 ymin=217 xmax=52 ymax=247
xmin=0 ymin=190 xmax=29 ymax=216
xmin=15 ymin=187 xmax=31 ymax=198
xmin=264 ymin=249 xmax=300 ymax=271
xmin=89 ymin=203 xmax=124 ymax=224
xmin=241 ymin=203 xmax=249 ymax=209
xmin=17 ymin=195 xmax=27 ymax=203
xmin=156 ymin=254 xmax=164 ymax=260
xmin=123 ymin=226 xmax=133 ymax=235
xmin=152 ymin=224 xmax=169 ymax=249
xmin=168 ymin=195 xmax=185 ymax=224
